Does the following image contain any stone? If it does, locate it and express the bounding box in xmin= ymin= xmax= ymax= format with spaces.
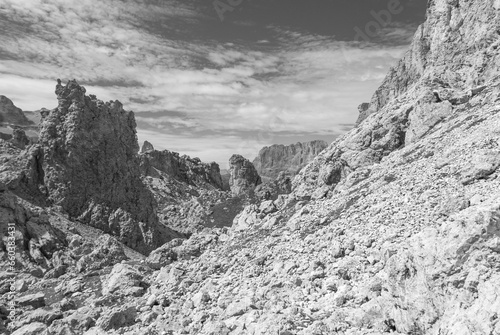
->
xmin=225 ymin=297 xmax=254 ymax=317
xmin=192 ymin=291 xmax=210 ymax=308
xmin=10 ymin=128 xmax=30 ymax=149
xmin=0 ymin=95 xmax=34 ymax=126
xmin=22 ymin=308 xmax=63 ymax=326
xmin=145 ymin=238 xmax=183 ymax=270
xmin=141 ymin=140 xmax=155 ymax=153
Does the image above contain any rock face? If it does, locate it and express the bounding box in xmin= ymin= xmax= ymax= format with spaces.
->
xmin=38 ymin=80 xmax=171 ymax=254
xmin=252 ymin=140 xmax=328 ymax=180
xmin=0 ymin=96 xmax=33 ymax=126
xmin=140 ymin=142 xmax=223 ymax=190
xmin=254 ymin=171 xmax=293 ymax=200
xmin=228 ymin=154 xmax=262 ymax=196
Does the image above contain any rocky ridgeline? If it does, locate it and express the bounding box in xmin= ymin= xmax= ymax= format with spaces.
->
xmin=252 ymin=140 xmax=328 ymax=181
xmin=1 ymin=1 xmax=500 ymax=334
xmin=140 ymin=141 xmax=223 ymax=190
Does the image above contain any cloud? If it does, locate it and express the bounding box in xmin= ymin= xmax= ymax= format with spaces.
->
xmin=0 ymin=0 xmax=418 ymax=165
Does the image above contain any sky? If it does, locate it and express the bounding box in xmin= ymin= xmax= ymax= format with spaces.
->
xmin=0 ymin=0 xmax=427 ymax=167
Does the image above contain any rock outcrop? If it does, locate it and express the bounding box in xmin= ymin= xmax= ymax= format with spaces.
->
xmin=38 ymin=80 xmax=173 ymax=254
xmin=252 ymin=140 xmax=328 ymax=180
xmin=228 ymin=154 xmax=262 ymax=196
xmin=139 ymin=142 xmax=230 ymax=234
xmin=0 ymin=96 xmax=34 ymax=126
xmin=140 ymin=142 xmax=223 ymax=190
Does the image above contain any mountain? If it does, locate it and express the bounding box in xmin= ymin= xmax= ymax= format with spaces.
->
xmin=228 ymin=154 xmax=262 ymax=196
xmin=0 ymin=95 xmax=34 ymax=126
xmin=140 ymin=141 xmax=224 ymax=190
xmin=252 ymin=140 xmax=328 ymax=180
xmin=1 ymin=1 xmax=500 ymax=334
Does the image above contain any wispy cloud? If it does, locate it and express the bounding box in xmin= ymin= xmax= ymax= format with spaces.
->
xmin=0 ymin=0 xmax=420 ymax=166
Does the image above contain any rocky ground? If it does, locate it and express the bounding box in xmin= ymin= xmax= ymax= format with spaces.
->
xmin=1 ymin=0 xmax=500 ymax=334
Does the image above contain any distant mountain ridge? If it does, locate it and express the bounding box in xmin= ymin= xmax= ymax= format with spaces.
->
xmin=140 ymin=140 xmax=224 ymax=190
xmin=252 ymin=140 xmax=328 ymax=180
xmin=0 ymin=95 xmax=34 ymax=126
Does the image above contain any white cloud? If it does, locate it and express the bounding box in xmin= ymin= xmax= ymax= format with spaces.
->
xmin=0 ymin=0 xmax=417 ymax=165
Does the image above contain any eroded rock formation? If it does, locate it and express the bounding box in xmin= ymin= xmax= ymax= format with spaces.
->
xmin=38 ymin=80 xmax=172 ymax=253
xmin=139 ymin=142 xmax=223 ymax=190
xmin=0 ymin=96 xmax=34 ymax=126
xmin=293 ymin=0 xmax=500 ymax=200
xmin=228 ymin=154 xmax=262 ymax=196
xmin=252 ymin=140 xmax=328 ymax=180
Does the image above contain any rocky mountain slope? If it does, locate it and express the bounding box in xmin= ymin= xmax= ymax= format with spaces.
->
xmin=0 ymin=96 xmax=39 ymax=142
xmin=139 ymin=141 xmax=235 ymax=235
xmin=1 ymin=1 xmax=500 ymax=334
xmin=252 ymin=141 xmax=328 ymax=181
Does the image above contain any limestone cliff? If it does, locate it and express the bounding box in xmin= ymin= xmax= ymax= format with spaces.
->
xmin=293 ymin=0 xmax=500 ymax=199
xmin=252 ymin=140 xmax=328 ymax=180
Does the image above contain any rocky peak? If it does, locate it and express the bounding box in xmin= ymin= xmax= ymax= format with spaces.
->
xmin=37 ymin=80 xmax=174 ymax=254
xmin=252 ymin=140 xmax=328 ymax=180
xmin=293 ymin=0 xmax=500 ymax=199
xmin=141 ymin=140 xmax=155 ymax=153
xmin=228 ymin=154 xmax=262 ymax=196
xmin=139 ymin=145 xmax=224 ymax=190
